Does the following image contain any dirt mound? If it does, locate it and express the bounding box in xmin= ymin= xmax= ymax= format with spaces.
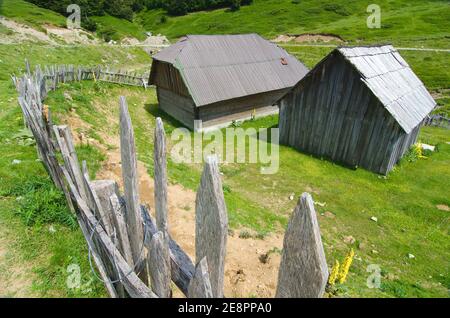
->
xmin=273 ymin=33 xmax=344 ymax=43
xmin=0 ymin=17 xmax=56 ymax=44
xmin=0 ymin=17 xmax=98 ymax=45
xmin=141 ymin=34 xmax=170 ymax=47
xmin=121 ymin=37 xmax=141 ymax=46
xmin=44 ymin=24 xmax=99 ymax=45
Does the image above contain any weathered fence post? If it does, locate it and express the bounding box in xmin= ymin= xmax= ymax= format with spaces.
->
xmin=154 ymin=118 xmax=168 ymax=233
xmin=195 ymin=155 xmax=228 ymax=298
xmin=148 ymin=231 xmax=172 ymax=297
xmin=149 ymin=117 xmax=172 ymax=297
xmin=119 ymin=96 xmax=147 ymax=283
xmin=188 ymin=257 xmax=213 ymax=298
xmin=109 ymin=194 xmax=134 ymax=267
xmin=276 ymin=193 xmax=328 ymax=298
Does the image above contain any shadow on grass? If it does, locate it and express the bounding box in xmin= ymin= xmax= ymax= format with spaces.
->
xmin=144 ymin=103 xmax=190 ymax=132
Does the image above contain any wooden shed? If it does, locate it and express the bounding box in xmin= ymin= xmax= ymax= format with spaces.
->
xmin=278 ymin=45 xmax=436 ymax=175
xmin=149 ymin=34 xmax=308 ymax=131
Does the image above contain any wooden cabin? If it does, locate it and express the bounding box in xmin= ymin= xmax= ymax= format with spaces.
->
xmin=149 ymin=34 xmax=308 ymax=132
xmin=278 ymin=45 xmax=436 ymax=175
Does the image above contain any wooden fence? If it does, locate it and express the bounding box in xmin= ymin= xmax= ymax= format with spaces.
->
xmin=424 ymin=114 xmax=450 ymax=129
xmin=13 ymin=61 xmax=329 ymax=298
xmin=11 ymin=61 xmax=150 ymax=91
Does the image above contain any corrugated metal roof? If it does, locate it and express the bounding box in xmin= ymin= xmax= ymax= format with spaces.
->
xmin=152 ymin=34 xmax=309 ymax=107
xmin=338 ymin=45 xmax=436 ymax=133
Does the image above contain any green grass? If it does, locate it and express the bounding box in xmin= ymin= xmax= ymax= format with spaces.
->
xmin=0 ymin=0 xmax=66 ymax=30
xmin=92 ymin=14 xmax=147 ymax=41
xmin=136 ymin=0 xmax=450 ymax=47
xmin=41 ymin=79 xmax=450 ymax=298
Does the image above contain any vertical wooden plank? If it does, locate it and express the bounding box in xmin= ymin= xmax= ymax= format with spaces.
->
xmin=53 ymin=125 xmax=87 ymax=200
xmin=188 ymin=257 xmax=213 ymax=298
xmin=276 ymin=193 xmax=328 ymax=298
xmin=119 ymin=96 xmax=146 ymax=280
xmin=148 ymin=231 xmax=172 ymax=298
xmin=109 ymin=194 xmax=134 ymax=267
xmin=154 ymin=117 xmax=168 ymax=234
xmin=195 ymin=155 xmax=228 ymax=298
xmin=25 ymin=59 xmax=31 ymax=76
xmin=141 ymin=206 xmax=195 ymax=296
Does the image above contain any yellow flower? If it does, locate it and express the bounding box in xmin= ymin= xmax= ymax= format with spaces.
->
xmin=338 ymin=249 xmax=355 ymax=284
xmin=328 ymin=260 xmax=340 ymax=286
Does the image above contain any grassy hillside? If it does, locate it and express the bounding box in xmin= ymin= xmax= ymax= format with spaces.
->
xmin=0 ymin=0 xmax=66 ymax=30
xmin=92 ymin=14 xmax=147 ymax=41
xmin=136 ymin=0 xmax=450 ymax=46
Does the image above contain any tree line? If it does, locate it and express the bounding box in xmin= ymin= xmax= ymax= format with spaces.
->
xmin=26 ymin=0 xmax=253 ymax=21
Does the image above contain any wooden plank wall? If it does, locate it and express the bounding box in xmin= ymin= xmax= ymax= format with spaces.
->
xmin=279 ymin=53 xmax=419 ymax=175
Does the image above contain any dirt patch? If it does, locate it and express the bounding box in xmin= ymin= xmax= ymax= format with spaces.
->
xmin=0 ymin=17 xmax=56 ymax=44
xmin=44 ymin=24 xmax=99 ymax=45
xmin=63 ymin=101 xmax=284 ymax=298
xmin=436 ymin=204 xmax=450 ymax=212
xmin=0 ymin=17 xmax=98 ymax=45
xmin=273 ymin=33 xmax=344 ymax=43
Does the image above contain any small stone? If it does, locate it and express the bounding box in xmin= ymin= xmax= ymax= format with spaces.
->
xmin=421 ymin=143 xmax=435 ymax=152
xmin=63 ymin=91 xmax=72 ymax=101
xmin=343 ymin=235 xmax=356 ymax=245
xmin=371 ymin=250 xmax=379 ymax=254
xmin=370 ymin=216 xmax=378 ymax=223
xmin=289 ymin=194 xmax=295 ymax=201
xmin=323 ymin=211 xmax=335 ymax=219
xmin=436 ymin=204 xmax=450 ymax=212
xmin=408 ymin=253 xmax=415 ymax=259
xmin=12 ymin=159 xmax=21 ymax=165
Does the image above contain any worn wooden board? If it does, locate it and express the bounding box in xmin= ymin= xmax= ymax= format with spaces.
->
xmin=119 ymin=96 xmax=145 ymax=276
xmin=188 ymin=257 xmax=213 ymax=298
xmin=141 ymin=206 xmax=195 ymax=296
xmin=148 ymin=231 xmax=172 ymax=298
xmin=154 ymin=118 xmax=168 ymax=234
xmin=195 ymin=155 xmax=228 ymax=298
xmin=276 ymin=193 xmax=328 ymax=298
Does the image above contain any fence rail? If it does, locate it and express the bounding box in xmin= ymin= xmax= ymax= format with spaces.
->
xmin=424 ymin=114 xmax=450 ymax=129
xmin=11 ymin=62 xmax=150 ymax=91
xmin=13 ymin=60 xmax=329 ymax=298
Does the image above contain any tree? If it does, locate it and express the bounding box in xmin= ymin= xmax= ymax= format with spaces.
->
xmin=229 ymin=0 xmax=241 ymax=11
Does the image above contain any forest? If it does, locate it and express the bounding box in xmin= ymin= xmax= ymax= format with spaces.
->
xmin=26 ymin=0 xmax=253 ymax=20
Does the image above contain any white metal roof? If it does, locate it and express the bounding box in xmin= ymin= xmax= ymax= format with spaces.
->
xmin=338 ymin=45 xmax=436 ymax=133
